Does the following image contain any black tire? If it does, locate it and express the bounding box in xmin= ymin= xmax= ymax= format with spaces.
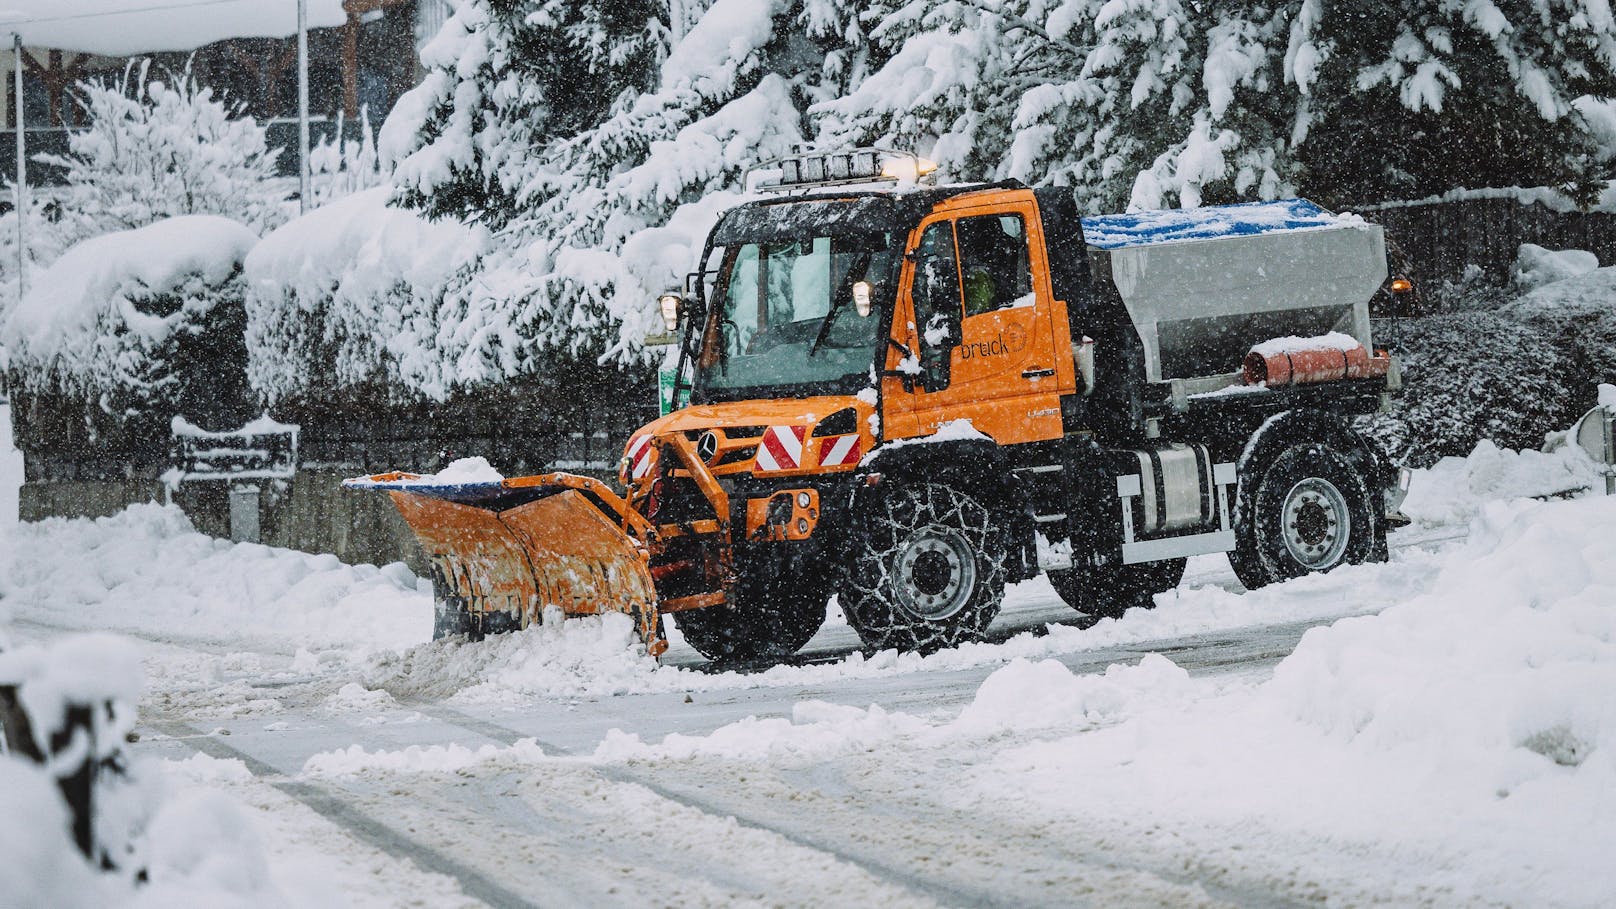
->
xmin=1230 ymin=441 xmax=1378 ymax=590
xmin=674 ymin=565 xmax=830 ymax=664
xmin=840 ymin=481 xmax=1007 ymax=653
xmin=1049 ymin=557 xmax=1186 ymax=619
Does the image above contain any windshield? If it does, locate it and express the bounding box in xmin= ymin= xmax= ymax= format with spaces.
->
xmin=696 ymin=233 xmax=898 ymax=399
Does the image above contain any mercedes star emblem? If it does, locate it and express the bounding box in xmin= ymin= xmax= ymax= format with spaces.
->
xmin=697 ymin=430 xmax=719 ymax=463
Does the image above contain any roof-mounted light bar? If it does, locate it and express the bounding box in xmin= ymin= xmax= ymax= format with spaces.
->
xmin=752 ymin=147 xmax=938 ymax=193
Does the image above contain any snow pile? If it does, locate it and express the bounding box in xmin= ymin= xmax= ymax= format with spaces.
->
xmin=950 ymin=654 xmax=1192 ymax=738
xmin=303 ymin=738 xmax=547 ymax=779
xmin=1 ymin=216 xmax=257 ymax=391
xmin=0 ymin=504 xmax=431 ymax=652
xmin=1401 ymin=438 xmax=1601 ymax=525
xmin=1512 ymin=243 xmax=1600 ymax=290
xmin=1274 ymin=495 xmax=1616 ymax=767
xmin=1247 ymin=330 xmax=1362 ymax=357
xmin=368 ymin=609 xmax=663 ymax=701
xmin=344 ymin=455 xmax=504 ymax=488
xmin=242 ymin=187 xmax=489 ymax=403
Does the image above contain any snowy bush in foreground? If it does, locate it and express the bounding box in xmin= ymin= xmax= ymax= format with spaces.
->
xmin=1 ymin=216 xmax=259 ymax=440
xmin=0 ymin=634 xmax=286 ymax=906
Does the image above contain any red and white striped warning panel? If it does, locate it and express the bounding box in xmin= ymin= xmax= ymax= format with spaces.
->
xmin=754 ymin=425 xmax=807 ymax=472
xmin=817 ymin=435 xmax=861 ymax=468
xmin=626 ymin=435 xmax=655 ymax=480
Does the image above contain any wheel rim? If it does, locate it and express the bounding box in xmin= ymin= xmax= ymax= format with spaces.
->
xmin=892 ymin=524 xmax=976 ymax=620
xmin=1281 ymin=477 xmax=1351 ymax=569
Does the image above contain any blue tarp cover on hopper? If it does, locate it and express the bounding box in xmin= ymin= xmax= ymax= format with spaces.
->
xmin=1081 ymin=199 xmax=1347 ymax=250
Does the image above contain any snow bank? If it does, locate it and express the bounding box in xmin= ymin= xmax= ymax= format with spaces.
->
xmin=0 ymin=503 xmax=431 ymax=652
xmin=1 ymin=216 xmax=257 ymax=386
xmin=1274 ymin=495 xmax=1616 ymax=763
xmin=604 ymin=495 xmax=1616 ymax=904
xmin=1402 ymin=438 xmax=1601 ymax=525
xmin=1512 ymin=243 xmax=1600 ymax=290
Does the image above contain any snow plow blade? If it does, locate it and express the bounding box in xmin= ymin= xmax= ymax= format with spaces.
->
xmin=343 ymin=472 xmax=666 ymax=656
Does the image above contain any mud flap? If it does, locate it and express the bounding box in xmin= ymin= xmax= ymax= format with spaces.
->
xmin=347 ymin=473 xmax=665 ymax=656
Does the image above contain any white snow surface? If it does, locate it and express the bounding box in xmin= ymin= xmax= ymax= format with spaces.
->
xmin=1248 ymin=330 xmax=1363 ymax=357
xmin=344 ymin=455 xmax=505 ymax=488
xmin=0 ymin=503 xmax=430 ymax=653
xmin=595 ymin=495 xmax=1616 ymax=907
xmin=1402 ymin=438 xmax=1602 ymax=526
xmin=1 ymin=216 xmax=258 ymax=369
xmin=1513 ymin=243 xmax=1600 ymax=290
xmin=4 ymin=0 xmax=346 ymax=57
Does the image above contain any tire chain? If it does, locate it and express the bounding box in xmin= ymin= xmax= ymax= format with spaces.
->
xmin=842 ymin=482 xmax=1007 ymax=653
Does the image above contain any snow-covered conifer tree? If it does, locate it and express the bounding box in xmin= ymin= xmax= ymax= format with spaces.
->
xmin=1289 ymin=0 xmax=1616 ymax=204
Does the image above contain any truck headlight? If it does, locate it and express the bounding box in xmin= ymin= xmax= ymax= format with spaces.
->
xmin=658 ymin=293 xmax=682 ymax=332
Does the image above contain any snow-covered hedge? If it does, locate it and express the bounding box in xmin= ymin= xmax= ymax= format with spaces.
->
xmin=1363 ymin=260 xmax=1616 ymax=467
xmin=242 ymin=188 xmax=488 ymax=403
xmin=1 ymin=216 xmax=259 ymax=429
xmin=1360 ymin=312 xmax=1579 ymax=467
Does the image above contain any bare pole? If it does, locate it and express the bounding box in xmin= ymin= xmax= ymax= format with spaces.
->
xmin=13 ymin=32 xmax=24 ymax=295
xmin=297 ymin=0 xmax=310 ymax=214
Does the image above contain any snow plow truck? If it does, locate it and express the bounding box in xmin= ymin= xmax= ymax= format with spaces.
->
xmin=347 ymin=149 xmax=1410 ymax=663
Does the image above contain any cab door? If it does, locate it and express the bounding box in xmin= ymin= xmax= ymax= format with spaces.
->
xmin=881 ymin=196 xmax=1069 ymax=445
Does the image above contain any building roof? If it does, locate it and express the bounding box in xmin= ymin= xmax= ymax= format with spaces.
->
xmin=0 ymin=0 xmax=346 ymax=56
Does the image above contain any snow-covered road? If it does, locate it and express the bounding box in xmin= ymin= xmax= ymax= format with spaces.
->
xmin=3 ymin=438 xmax=1612 ymax=907
xmin=6 ymin=516 xmax=1465 ymax=908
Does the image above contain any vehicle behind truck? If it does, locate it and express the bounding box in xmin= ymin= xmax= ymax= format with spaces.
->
xmin=348 ymin=148 xmax=1409 ymax=664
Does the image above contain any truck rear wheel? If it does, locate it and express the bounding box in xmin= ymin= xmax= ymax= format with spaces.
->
xmin=1048 ymin=557 xmax=1186 ymax=619
xmin=1230 ymin=442 xmax=1376 ymax=590
xmin=841 ymin=482 xmax=1006 ymax=653
xmin=673 ymin=566 xmax=830 ymax=665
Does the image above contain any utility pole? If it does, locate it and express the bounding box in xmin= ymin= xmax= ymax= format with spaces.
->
xmin=13 ymin=32 xmax=25 ymax=294
xmin=297 ymin=0 xmax=310 ymax=214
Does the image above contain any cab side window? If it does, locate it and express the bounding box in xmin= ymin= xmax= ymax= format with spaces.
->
xmin=910 ymin=221 xmax=963 ymax=383
xmin=956 ymin=213 xmax=1033 ymax=316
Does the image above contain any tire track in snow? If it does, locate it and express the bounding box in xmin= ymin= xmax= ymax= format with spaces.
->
xmin=146 ymin=720 xmax=540 ymax=909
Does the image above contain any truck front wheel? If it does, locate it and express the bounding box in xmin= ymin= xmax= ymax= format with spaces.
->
xmin=1230 ymin=442 xmax=1377 ymax=590
xmin=841 ymin=482 xmax=1006 ymax=653
xmin=673 ymin=565 xmax=829 ymax=665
